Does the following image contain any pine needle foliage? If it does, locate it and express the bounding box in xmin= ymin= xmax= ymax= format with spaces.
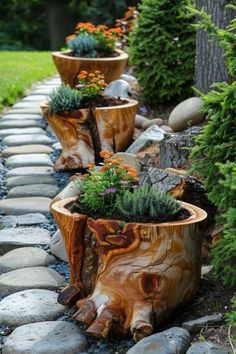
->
xmin=129 ymin=0 xmax=195 ymax=105
xmin=67 ymin=34 xmax=97 ymax=58
xmin=115 ymin=185 xmax=181 ymax=222
xmin=48 ymin=84 xmax=82 ymax=115
xmin=190 ymin=6 xmax=236 ymax=286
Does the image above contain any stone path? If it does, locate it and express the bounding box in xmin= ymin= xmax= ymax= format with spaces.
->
xmin=0 ymin=76 xmax=88 ymax=354
xmin=0 ymin=76 xmax=230 ymax=354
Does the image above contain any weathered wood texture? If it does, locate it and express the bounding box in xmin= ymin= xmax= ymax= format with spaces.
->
xmin=139 ymin=167 xmax=216 ymax=226
xmin=52 ymin=50 xmax=128 ymax=86
xmin=159 ymin=126 xmax=202 ymax=170
xmin=41 ymin=100 xmax=138 ymax=170
xmin=73 ymin=203 xmax=207 ymax=340
xmin=51 ymin=199 xmax=98 ymax=305
xmin=195 ymin=0 xmax=235 ymax=93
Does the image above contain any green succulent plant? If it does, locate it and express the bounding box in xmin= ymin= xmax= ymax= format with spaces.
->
xmin=115 ymin=185 xmax=181 ymax=222
xmin=48 ymin=83 xmax=82 ymax=115
xmin=67 ymin=34 xmax=97 ymax=58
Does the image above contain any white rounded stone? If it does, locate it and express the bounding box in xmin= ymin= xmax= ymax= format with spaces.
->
xmin=2 ymin=321 xmax=88 ymax=354
xmin=6 ymin=154 xmax=53 ymax=168
xmin=0 ymin=247 xmax=56 ymax=273
xmin=0 ymin=227 xmax=50 ymax=255
xmin=168 ymin=97 xmax=204 ymax=132
xmin=0 ymin=197 xmax=51 ymax=215
xmin=50 ymin=230 xmax=68 ymax=262
xmin=0 ymin=267 xmax=65 ymax=295
xmin=6 ymin=184 xmax=59 ymax=199
xmin=0 ymin=289 xmax=66 ymax=326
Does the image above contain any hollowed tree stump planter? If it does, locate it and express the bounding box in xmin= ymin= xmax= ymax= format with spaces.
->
xmin=41 ymin=99 xmax=138 ymax=170
xmin=51 ymin=197 xmax=207 ymax=340
xmin=52 ymin=49 xmax=128 ymax=87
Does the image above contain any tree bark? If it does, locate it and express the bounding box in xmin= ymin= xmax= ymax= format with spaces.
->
xmin=195 ymin=0 xmax=235 ymax=93
xmin=45 ymin=0 xmax=72 ymax=51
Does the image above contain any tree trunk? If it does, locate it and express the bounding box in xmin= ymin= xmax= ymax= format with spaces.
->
xmin=45 ymin=0 xmax=72 ymax=51
xmin=195 ymin=0 xmax=234 ymax=93
xmin=159 ymin=126 xmax=202 ymax=170
xmin=73 ymin=204 xmax=207 ymax=340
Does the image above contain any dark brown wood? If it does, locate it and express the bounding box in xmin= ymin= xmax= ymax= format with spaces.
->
xmin=195 ymin=0 xmax=235 ymax=93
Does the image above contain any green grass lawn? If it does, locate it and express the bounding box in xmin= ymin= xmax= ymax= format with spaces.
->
xmin=0 ymin=51 xmax=57 ymax=110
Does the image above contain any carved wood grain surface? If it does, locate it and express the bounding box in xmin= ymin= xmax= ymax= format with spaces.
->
xmin=41 ymin=100 xmax=138 ymax=170
xmin=52 ymin=50 xmax=128 ymax=86
xmin=52 ymin=198 xmax=207 ymax=339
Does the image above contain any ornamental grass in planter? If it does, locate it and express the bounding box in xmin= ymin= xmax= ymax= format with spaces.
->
xmin=41 ymin=71 xmax=138 ymax=170
xmin=51 ymin=150 xmax=207 ymax=340
xmin=53 ymin=22 xmax=128 ymax=86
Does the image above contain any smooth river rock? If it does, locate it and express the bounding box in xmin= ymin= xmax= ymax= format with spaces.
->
xmin=1 ymin=144 xmax=54 ymax=157
xmin=0 ymin=213 xmax=49 ymax=227
xmin=0 ymin=197 xmax=51 ymax=215
xmin=126 ymin=125 xmax=165 ymax=154
xmin=104 ymin=79 xmax=131 ymax=98
xmin=0 ymin=120 xmax=43 ymax=129
xmin=2 ymin=321 xmax=88 ymax=354
xmin=7 ymin=166 xmax=53 ymax=177
xmin=142 ymin=118 xmax=164 ymax=130
xmin=0 ymin=227 xmax=50 ymax=255
xmin=135 ymin=114 xmax=149 ymax=128
xmin=0 ymin=267 xmax=65 ymax=295
xmin=3 ymin=134 xmax=52 ymax=146
xmin=182 ymin=314 xmax=223 ymax=334
xmin=168 ymin=97 xmax=204 ymax=132
xmin=126 ymin=327 xmax=191 ymax=354
xmin=0 ymin=247 xmax=56 ymax=273
xmin=186 ymin=341 xmax=229 ymax=354
xmin=0 ymin=127 xmax=45 ymax=137
xmin=1 ymin=113 xmax=42 ymax=120
xmin=0 ymin=289 xmax=66 ymax=326
xmin=6 ymin=184 xmax=59 ymax=199
xmin=5 ymin=154 xmax=53 ymax=168
xmin=50 ymin=230 xmax=68 ymax=262
xmin=6 ymin=175 xmax=56 ymax=187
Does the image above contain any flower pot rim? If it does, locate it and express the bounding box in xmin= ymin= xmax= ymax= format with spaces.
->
xmin=51 ymin=197 xmax=207 ymax=226
xmin=40 ymin=98 xmax=139 ymax=113
xmin=52 ymin=49 xmax=128 ymax=62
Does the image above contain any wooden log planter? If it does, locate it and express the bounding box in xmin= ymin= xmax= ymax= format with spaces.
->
xmin=41 ymin=99 xmax=138 ymax=170
xmin=51 ymin=197 xmax=207 ymax=340
xmin=52 ymin=49 xmax=128 ymax=87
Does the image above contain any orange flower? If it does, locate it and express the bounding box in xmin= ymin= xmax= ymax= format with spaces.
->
xmin=94 ymin=70 xmax=101 ymax=74
xmin=127 ymin=171 xmax=137 ymax=177
xmin=111 ymin=158 xmax=123 ymax=164
xmin=66 ymin=34 xmax=76 ymax=41
xmin=80 ymin=70 xmax=88 ymax=75
xmin=100 ymin=150 xmax=113 ymax=158
xmin=86 ymin=163 xmax=94 ymax=169
xmin=99 ymin=165 xmax=110 ymax=171
xmin=88 ymin=73 xmax=95 ymax=77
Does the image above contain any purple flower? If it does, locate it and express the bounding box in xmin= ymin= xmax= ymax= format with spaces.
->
xmin=75 ymin=84 xmax=84 ymax=90
xmin=105 ymin=188 xmax=116 ymax=194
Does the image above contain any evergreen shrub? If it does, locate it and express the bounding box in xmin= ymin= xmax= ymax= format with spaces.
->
xmin=67 ymin=34 xmax=97 ymax=58
xmin=129 ymin=0 xmax=195 ymax=105
xmin=190 ymin=6 xmax=236 ymax=286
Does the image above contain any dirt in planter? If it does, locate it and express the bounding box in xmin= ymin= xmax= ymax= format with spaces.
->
xmin=81 ymin=94 xmax=128 ymax=108
xmin=65 ymin=199 xmax=191 ymax=224
xmin=64 ymin=50 xmax=120 ymax=58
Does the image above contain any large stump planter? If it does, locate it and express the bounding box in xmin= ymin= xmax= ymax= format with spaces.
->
xmin=52 ymin=49 xmax=128 ymax=87
xmin=41 ymin=99 xmax=138 ymax=170
xmin=52 ymin=197 xmax=207 ymax=339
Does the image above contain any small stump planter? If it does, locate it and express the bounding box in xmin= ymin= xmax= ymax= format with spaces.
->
xmin=52 ymin=197 xmax=207 ymax=340
xmin=52 ymin=49 xmax=128 ymax=87
xmin=41 ymin=100 xmax=138 ymax=170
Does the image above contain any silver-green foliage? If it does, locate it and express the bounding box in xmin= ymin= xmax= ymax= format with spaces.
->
xmin=116 ymin=185 xmax=181 ymax=220
xmin=67 ymin=34 xmax=97 ymax=58
xmin=48 ymin=83 xmax=82 ymax=115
